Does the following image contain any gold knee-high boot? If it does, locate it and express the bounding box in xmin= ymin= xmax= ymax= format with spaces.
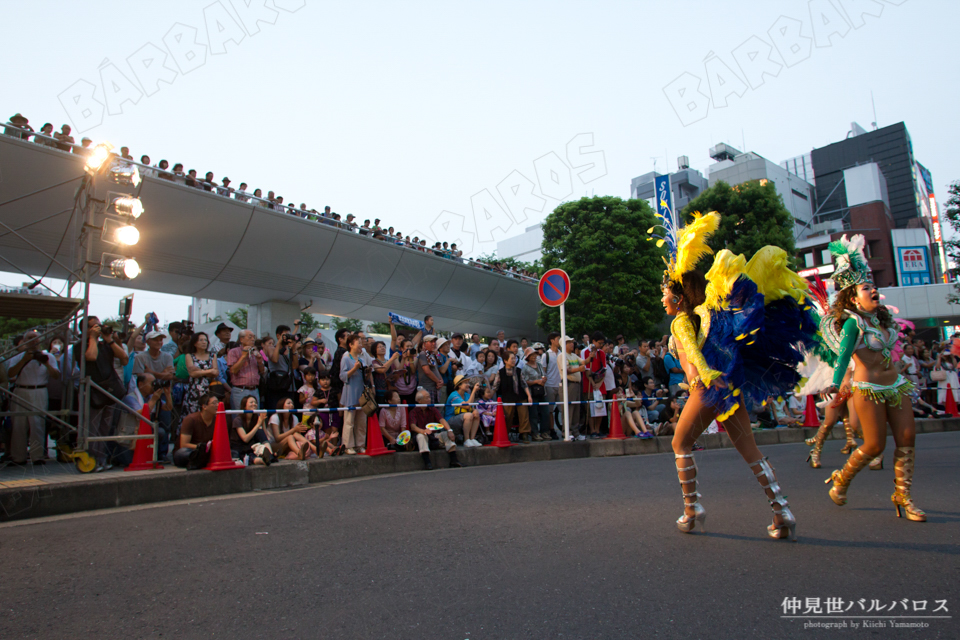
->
xmin=839 ymin=417 xmax=857 ymax=454
xmin=826 ymin=447 xmax=875 ymax=506
xmin=891 ymin=447 xmax=926 ymax=522
xmin=805 ymin=421 xmax=830 ymax=468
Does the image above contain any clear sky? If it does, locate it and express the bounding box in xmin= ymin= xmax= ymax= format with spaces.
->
xmin=4 ymin=0 xmax=957 ymax=321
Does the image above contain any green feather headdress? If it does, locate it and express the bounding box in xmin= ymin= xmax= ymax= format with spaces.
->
xmin=828 ymin=234 xmax=872 ymax=291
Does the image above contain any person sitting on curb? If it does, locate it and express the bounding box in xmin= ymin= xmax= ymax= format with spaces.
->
xmin=173 ymin=393 xmax=219 ymax=468
xmin=408 ymin=389 xmax=462 ymax=470
xmin=444 ymin=375 xmax=482 ymax=447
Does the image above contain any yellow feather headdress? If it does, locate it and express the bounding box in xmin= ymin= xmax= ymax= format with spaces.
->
xmin=663 ymin=211 xmax=721 ymax=285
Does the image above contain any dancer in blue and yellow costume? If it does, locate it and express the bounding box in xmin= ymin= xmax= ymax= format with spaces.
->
xmin=821 ymin=235 xmax=925 ymax=521
xmin=656 ymin=211 xmax=817 ymax=541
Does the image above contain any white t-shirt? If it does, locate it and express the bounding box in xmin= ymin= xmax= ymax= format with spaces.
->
xmin=603 ymin=362 xmax=616 ymax=391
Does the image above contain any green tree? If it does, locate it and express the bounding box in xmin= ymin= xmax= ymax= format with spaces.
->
xmin=299 ymin=312 xmax=321 ymax=336
xmin=681 ymin=179 xmax=796 ymax=270
xmin=474 ymin=252 xmax=541 ymax=275
xmin=331 ymin=317 xmax=363 ymax=333
xmin=0 ymin=317 xmax=57 ymax=340
xmin=537 ymin=196 xmax=664 ymax=340
xmin=943 ymin=181 xmax=960 ymax=302
xmin=367 ymin=321 xmax=392 ymax=335
xmin=226 ymin=307 xmax=247 ymax=330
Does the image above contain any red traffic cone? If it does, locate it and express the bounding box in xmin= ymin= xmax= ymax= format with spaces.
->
xmin=486 ymin=398 xmax=515 ymax=448
xmin=363 ymin=412 xmax=394 ymax=456
xmin=206 ymin=402 xmax=242 ymax=470
xmin=606 ymin=398 xmax=627 ymax=439
xmin=945 ymin=383 xmax=959 ymax=417
xmin=802 ymin=395 xmax=820 ymax=427
xmin=126 ymin=404 xmax=164 ymax=471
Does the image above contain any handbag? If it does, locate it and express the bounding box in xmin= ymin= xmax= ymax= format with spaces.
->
xmin=589 ymin=388 xmax=607 ymax=417
xmin=931 ymin=367 xmax=947 ymax=382
xmin=265 ymin=353 xmax=293 ymax=391
xmin=359 ymin=386 xmax=380 ymax=416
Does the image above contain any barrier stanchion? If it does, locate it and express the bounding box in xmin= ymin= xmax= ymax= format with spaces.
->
xmin=126 ymin=404 xmax=164 ymax=471
xmin=487 ymin=398 xmax=515 ymax=448
xmin=363 ymin=412 xmax=394 ymax=457
xmin=206 ymin=402 xmax=243 ymax=470
xmin=802 ymin=395 xmax=820 ymax=428
xmin=946 ymin=383 xmax=959 ymax=417
xmin=605 ymin=398 xmax=627 ymax=440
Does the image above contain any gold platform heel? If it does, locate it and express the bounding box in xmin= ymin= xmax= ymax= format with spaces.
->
xmin=869 ymin=453 xmax=883 ymax=470
xmin=751 ymin=457 xmax=796 ymax=541
xmin=839 ymin=417 xmax=857 ymax=455
xmin=805 ymin=422 xmax=830 ymax=469
xmin=675 ymin=453 xmax=706 ymax=533
xmin=825 ymin=447 xmax=874 ymax=506
xmin=891 ymin=447 xmax=925 ymax=522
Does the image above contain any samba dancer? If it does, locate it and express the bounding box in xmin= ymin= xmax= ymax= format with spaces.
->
xmin=653 ymin=211 xmax=817 ymax=540
xmin=821 ymin=235 xmax=924 ymax=521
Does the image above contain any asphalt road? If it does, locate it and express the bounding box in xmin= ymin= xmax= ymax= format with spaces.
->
xmin=1 ymin=433 xmax=957 ymax=640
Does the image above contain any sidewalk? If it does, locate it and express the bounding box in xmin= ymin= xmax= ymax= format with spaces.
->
xmin=1 ymin=418 xmax=956 ymax=522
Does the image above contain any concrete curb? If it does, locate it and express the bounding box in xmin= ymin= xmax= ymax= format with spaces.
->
xmin=2 ymin=419 xmax=957 ymax=522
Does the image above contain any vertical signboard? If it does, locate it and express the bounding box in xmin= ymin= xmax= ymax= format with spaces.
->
xmin=897 ymin=246 xmax=933 ymax=286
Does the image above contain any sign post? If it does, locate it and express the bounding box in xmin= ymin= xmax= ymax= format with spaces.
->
xmin=539 ymin=269 xmax=571 ymax=440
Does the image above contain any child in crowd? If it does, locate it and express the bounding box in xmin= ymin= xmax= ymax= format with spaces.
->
xmin=311 ymin=372 xmax=343 ymax=455
xmin=299 ymin=368 xmax=319 ymax=418
xmin=476 ymin=385 xmax=498 ymax=437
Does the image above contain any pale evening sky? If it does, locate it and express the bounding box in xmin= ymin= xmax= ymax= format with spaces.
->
xmin=3 ymin=0 xmax=956 ymax=323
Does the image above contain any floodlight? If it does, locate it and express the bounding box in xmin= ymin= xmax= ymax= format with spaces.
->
xmin=101 ymin=217 xmax=139 ymax=246
xmin=110 ymin=163 xmax=141 ymax=187
xmin=84 ymin=143 xmax=114 ymax=174
xmin=100 ymin=253 xmax=141 ymax=280
xmin=110 ymin=196 xmax=144 ymax=219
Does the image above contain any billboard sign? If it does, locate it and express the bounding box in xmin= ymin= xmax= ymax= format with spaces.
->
xmin=897 ymin=246 xmax=932 ymax=286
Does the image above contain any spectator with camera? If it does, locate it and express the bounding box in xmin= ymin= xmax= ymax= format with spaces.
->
xmin=417 ymin=335 xmax=444 ymax=404
xmin=226 ymin=330 xmax=264 ymax=411
xmin=75 ymin=316 xmax=129 ymax=471
xmin=7 ymin=330 xmax=61 ymax=465
xmin=119 ymin=372 xmax=173 ymax=464
xmin=444 ymin=376 xmax=482 ymax=446
xmin=564 ymin=339 xmax=586 ymax=440
xmin=264 ymin=324 xmax=298 ymax=412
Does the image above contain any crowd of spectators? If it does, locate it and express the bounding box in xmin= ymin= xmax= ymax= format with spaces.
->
xmin=3 ymin=112 xmax=539 ymax=283
xmin=0 ymin=307 xmax=957 ymax=471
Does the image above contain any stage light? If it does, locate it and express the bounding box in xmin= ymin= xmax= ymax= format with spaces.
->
xmin=110 ymin=196 xmax=144 ymax=219
xmin=101 ymin=218 xmax=140 ymax=246
xmin=100 ymin=253 xmax=141 ymax=280
xmin=84 ymin=143 xmax=113 ymax=174
xmin=110 ymin=163 xmax=141 ymax=187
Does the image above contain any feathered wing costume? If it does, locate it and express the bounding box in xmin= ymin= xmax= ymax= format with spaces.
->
xmin=657 ymin=212 xmax=818 ymax=421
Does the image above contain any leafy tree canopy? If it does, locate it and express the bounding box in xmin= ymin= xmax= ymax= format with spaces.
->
xmin=537 ymin=196 xmax=664 ymax=340
xmin=681 ymin=179 xmax=797 ymax=271
xmin=943 ymin=181 xmax=960 ymax=303
xmin=331 ymin=317 xmax=363 ymax=333
xmin=226 ymin=307 xmax=248 ymax=330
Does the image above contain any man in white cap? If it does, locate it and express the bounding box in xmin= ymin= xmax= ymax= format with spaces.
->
xmin=132 ymin=330 xmax=175 ymax=382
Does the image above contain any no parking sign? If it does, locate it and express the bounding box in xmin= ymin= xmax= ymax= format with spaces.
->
xmin=538 ymin=269 xmax=570 ymax=307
